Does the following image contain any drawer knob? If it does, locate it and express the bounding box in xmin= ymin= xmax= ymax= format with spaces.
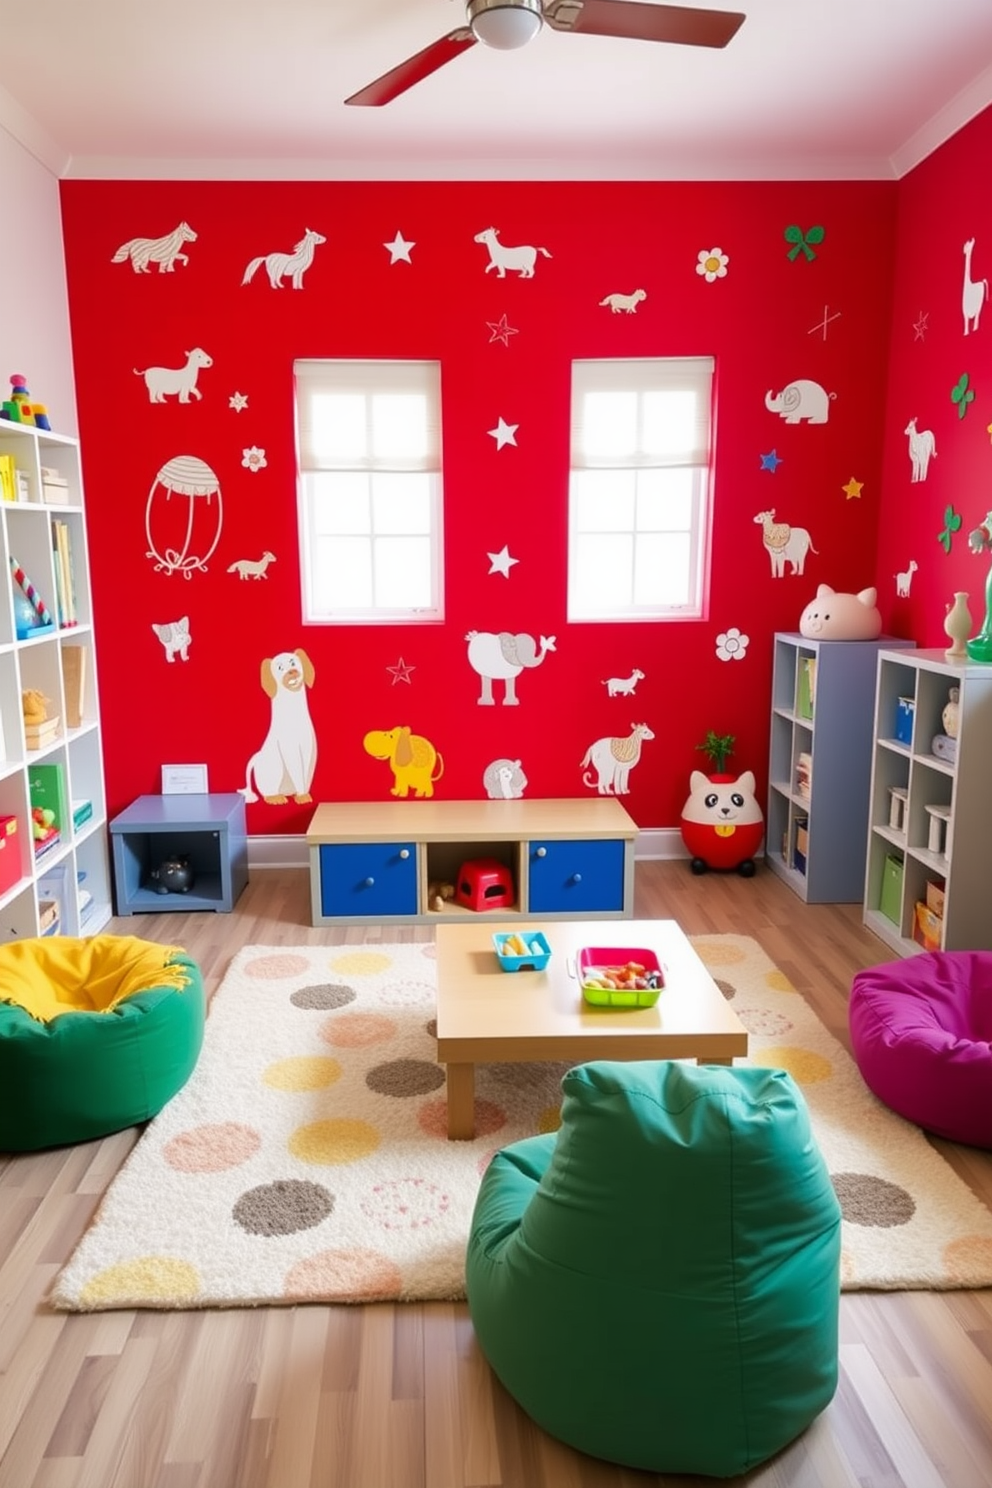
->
xmin=535 ymin=846 xmax=547 ymax=858
xmin=399 ymin=849 xmax=410 ymax=860
xmin=364 ymin=876 xmax=375 ymax=888
xmin=571 ymin=873 xmax=582 ymax=884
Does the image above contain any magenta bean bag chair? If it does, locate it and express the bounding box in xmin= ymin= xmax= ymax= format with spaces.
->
xmin=849 ymin=952 xmax=992 ymax=1148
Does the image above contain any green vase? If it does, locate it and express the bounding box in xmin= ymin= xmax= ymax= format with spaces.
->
xmin=966 ymin=557 xmax=992 ymax=662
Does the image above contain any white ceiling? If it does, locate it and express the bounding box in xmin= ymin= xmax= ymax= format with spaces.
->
xmin=2 ymin=0 xmax=992 ymax=181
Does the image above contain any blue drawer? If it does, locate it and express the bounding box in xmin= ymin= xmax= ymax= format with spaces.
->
xmin=527 ymin=838 xmax=625 ymax=914
xmin=319 ymin=841 xmax=417 ymax=918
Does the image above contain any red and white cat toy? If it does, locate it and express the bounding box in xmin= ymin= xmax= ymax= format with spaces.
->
xmin=680 ymin=770 xmax=764 ymax=876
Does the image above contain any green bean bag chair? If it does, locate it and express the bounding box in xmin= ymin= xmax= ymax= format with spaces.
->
xmin=0 ymin=935 xmax=205 ymax=1152
xmin=466 ymin=1060 xmax=841 ymax=1478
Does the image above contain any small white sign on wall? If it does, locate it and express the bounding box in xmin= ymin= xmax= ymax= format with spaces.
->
xmin=162 ymin=763 xmax=209 ymax=795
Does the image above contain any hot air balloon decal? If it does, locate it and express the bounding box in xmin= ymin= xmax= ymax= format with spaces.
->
xmin=145 ymin=454 xmax=223 ymax=578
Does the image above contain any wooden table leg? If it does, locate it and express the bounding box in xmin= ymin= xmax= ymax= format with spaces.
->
xmin=446 ymin=1063 xmax=476 ymax=1140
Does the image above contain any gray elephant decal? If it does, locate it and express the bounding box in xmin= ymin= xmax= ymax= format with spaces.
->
xmin=765 ymin=379 xmax=835 ymax=425
xmin=483 ymin=758 xmax=528 ymax=798
xmin=465 ymin=630 xmax=556 ymax=705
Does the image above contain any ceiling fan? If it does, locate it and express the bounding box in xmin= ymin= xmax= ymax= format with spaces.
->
xmin=345 ymin=0 xmax=746 ymax=106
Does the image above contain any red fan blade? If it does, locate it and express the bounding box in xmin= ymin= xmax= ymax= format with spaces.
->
xmin=545 ymin=1 xmax=745 ymax=48
xmin=345 ymin=30 xmax=476 ymax=106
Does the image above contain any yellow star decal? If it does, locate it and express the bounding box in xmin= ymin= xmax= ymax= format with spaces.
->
xmin=986 ymin=421 xmax=992 ymax=443
xmin=842 ymin=477 xmax=864 ymax=500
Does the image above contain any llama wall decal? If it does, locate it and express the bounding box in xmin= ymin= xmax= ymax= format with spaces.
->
xmin=962 ymin=238 xmax=988 ymax=335
xmin=905 ymin=418 xmax=936 ymax=482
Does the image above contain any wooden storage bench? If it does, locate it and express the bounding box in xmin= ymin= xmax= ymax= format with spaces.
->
xmin=307 ymin=798 xmax=637 ymax=926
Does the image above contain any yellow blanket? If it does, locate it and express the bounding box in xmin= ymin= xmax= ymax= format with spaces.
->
xmin=0 ymin=935 xmax=192 ymax=1023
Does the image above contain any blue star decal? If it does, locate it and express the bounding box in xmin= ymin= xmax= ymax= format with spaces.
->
xmin=760 ymin=449 xmax=783 ymax=472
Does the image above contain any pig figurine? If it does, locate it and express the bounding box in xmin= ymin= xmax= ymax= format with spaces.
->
xmin=799 ymin=585 xmax=881 ymax=640
xmin=150 ymin=855 xmax=195 ymax=895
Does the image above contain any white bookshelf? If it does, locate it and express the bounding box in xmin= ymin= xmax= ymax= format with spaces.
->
xmin=0 ymin=419 xmax=112 ymax=939
xmin=863 ymin=647 xmax=992 ymax=956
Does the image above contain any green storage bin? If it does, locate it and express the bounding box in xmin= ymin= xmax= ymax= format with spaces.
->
xmin=880 ymin=853 xmax=904 ymax=924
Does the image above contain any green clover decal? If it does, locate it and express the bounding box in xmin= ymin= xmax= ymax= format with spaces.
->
xmin=784 ymin=224 xmax=825 ymax=262
xmin=938 ymin=505 xmax=963 ymax=553
xmin=951 ymin=373 xmax=976 ymax=418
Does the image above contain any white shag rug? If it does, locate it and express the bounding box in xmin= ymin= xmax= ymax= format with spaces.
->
xmin=52 ymin=936 xmax=992 ymax=1311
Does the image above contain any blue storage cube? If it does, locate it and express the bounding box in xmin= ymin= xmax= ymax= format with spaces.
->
xmin=894 ymin=696 xmax=915 ymax=746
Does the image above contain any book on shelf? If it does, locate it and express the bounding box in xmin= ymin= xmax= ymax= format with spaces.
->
xmin=0 ymin=453 xmax=17 ymax=502
xmin=795 ymin=751 xmax=812 ymax=800
xmin=50 ymin=517 xmax=78 ymax=628
xmin=72 ymin=798 xmax=93 ymax=832
xmin=797 ymin=657 xmax=817 ymax=720
xmin=25 ymin=715 xmax=61 ymax=750
xmin=30 ymin=760 xmax=69 ymax=836
xmin=62 ymin=643 xmax=87 ymax=728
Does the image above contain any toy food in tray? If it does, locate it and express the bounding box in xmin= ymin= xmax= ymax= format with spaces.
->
xmin=493 ymin=931 xmax=552 ymax=972
xmin=577 ymin=947 xmax=664 ymax=1008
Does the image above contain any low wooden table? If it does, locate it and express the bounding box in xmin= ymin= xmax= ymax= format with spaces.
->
xmin=435 ymin=919 xmax=748 ymax=1139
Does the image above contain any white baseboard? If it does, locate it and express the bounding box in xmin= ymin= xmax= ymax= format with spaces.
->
xmin=246 ymin=829 xmax=691 ymax=871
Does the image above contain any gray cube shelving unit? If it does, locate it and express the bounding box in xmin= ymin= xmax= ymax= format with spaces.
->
xmin=109 ymin=793 xmax=248 ymax=914
xmin=766 ymin=633 xmax=915 ymax=903
xmin=863 ymin=647 xmax=992 ymax=955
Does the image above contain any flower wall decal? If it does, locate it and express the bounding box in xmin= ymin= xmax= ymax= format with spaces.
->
xmin=696 ymin=248 xmax=729 ymax=282
xmin=716 ymin=627 xmax=749 ymax=662
xmin=242 ymin=446 xmax=267 ymax=473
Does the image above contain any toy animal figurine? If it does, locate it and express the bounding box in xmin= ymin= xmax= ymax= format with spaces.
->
xmin=680 ymin=771 xmax=764 ymax=876
xmin=799 ymin=585 xmax=881 ymax=640
xmin=149 ymin=855 xmax=195 ymax=895
xmin=22 ymin=689 xmax=50 ymax=726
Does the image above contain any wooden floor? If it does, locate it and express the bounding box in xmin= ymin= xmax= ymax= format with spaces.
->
xmin=2 ymin=861 xmax=991 ymax=1488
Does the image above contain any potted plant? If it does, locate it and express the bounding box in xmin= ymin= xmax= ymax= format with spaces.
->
xmin=681 ymin=729 xmax=764 ymax=877
xmin=695 ymin=730 xmax=736 ymax=779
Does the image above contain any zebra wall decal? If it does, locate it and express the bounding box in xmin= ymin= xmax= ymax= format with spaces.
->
xmin=111 ymin=222 xmax=197 ymax=273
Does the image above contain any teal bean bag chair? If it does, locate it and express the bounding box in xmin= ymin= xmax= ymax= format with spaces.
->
xmin=0 ymin=935 xmax=205 ymax=1152
xmin=466 ymin=1060 xmax=841 ymax=1478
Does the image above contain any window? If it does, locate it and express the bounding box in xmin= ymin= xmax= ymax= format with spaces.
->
xmin=567 ymin=356 xmax=714 ymax=621
xmin=295 ymin=359 xmax=443 ymax=623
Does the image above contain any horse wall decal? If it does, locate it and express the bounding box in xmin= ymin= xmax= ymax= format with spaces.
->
xmin=242 ymin=228 xmax=326 ymax=289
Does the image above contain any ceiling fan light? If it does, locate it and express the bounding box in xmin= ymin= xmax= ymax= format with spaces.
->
xmin=468 ymin=0 xmax=543 ymax=51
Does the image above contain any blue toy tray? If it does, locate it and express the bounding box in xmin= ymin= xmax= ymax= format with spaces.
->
xmin=492 ymin=931 xmax=552 ymax=972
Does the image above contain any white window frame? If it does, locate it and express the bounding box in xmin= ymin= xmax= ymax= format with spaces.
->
xmin=295 ymin=358 xmax=444 ymax=624
xmin=567 ymin=356 xmax=714 ymax=622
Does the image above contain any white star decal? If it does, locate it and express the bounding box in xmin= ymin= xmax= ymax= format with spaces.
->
xmin=384 ymin=232 xmax=415 ymax=264
xmin=229 ymin=392 xmax=249 ymax=412
xmin=488 ymin=417 xmax=518 ymax=450
xmin=486 ymin=314 xmax=518 ymax=346
xmin=487 ymin=545 xmax=519 ymax=578
xmin=387 ymin=656 xmax=415 ymax=685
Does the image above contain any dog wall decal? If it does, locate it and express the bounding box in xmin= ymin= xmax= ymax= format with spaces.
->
xmin=240 ymin=649 xmax=317 ymax=804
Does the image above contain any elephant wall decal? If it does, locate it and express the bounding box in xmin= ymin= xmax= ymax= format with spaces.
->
xmin=465 ymin=629 xmax=557 ymax=705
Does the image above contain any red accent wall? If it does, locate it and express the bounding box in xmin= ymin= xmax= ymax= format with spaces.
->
xmin=876 ymin=105 xmax=992 ymax=648
xmin=59 ymin=177 xmax=899 ymax=833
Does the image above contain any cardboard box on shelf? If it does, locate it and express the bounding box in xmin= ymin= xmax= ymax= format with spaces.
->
xmin=914 ymin=900 xmax=943 ymax=953
xmin=926 ymin=879 xmax=946 ymax=918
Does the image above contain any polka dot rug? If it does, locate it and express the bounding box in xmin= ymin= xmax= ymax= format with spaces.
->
xmin=52 ymin=937 xmax=992 ymax=1310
